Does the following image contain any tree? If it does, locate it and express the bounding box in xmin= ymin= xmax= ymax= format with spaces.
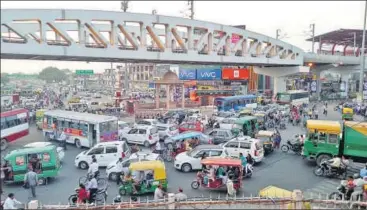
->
xmin=0 ymin=73 xmax=10 ymax=84
xmin=38 ymin=66 xmax=68 ymax=83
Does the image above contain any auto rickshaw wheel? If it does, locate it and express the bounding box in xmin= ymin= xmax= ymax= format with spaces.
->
xmin=119 ymin=188 xmax=127 ymax=196
xmin=38 ymin=177 xmax=47 ymax=185
xmin=191 ymin=181 xmax=200 ymax=189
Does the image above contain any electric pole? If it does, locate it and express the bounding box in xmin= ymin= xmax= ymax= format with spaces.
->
xmin=121 ymin=1 xmax=129 ymax=12
xmin=188 ymin=1 xmax=194 ymax=20
xmin=276 ymin=29 xmax=281 ymax=40
xmin=359 ymin=1 xmax=366 ymax=99
xmin=310 ymin=23 xmax=315 ymax=53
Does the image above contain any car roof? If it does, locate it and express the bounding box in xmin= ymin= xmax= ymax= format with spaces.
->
xmin=5 ymin=145 xmax=56 ymax=158
xmin=134 ymin=125 xmax=154 ymax=129
xmin=95 ymin=141 xmax=125 ymax=147
xmin=195 ymin=145 xmax=222 ymax=150
xmin=24 ymin=142 xmax=52 ymax=147
xmin=157 ymin=123 xmax=175 ymax=127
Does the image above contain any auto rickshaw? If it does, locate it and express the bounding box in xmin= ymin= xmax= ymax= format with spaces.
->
xmin=68 ymin=97 xmax=80 ymax=104
xmin=255 ymin=130 xmax=275 ymax=155
xmin=238 ymin=107 xmax=253 ymax=118
xmin=36 ymin=109 xmax=47 ymax=130
xmin=164 ymin=131 xmax=211 ymax=151
xmin=3 ymin=145 xmax=61 ymax=185
xmin=253 ymin=113 xmax=267 ymax=130
xmin=260 ymin=186 xmax=311 ymax=209
xmin=232 ymin=116 xmax=258 ymax=138
xmin=118 ymin=160 xmax=167 ymax=196
xmin=342 ymin=107 xmax=354 ymax=121
xmin=191 ymin=157 xmax=242 ymax=193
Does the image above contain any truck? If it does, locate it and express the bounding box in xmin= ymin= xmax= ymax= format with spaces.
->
xmin=302 ymin=120 xmax=367 ymax=166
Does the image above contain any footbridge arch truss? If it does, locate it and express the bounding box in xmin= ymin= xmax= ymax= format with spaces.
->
xmin=1 ymin=9 xmax=304 ymax=65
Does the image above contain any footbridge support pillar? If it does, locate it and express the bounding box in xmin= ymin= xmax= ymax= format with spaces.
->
xmin=253 ymin=66 xmax=310 ymax=96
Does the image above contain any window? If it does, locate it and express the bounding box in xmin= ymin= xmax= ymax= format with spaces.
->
xmin=43 ymin=153 xmax=51 ymax=162
xmin=210 ymin=150 xmax=223 ymax=157
xmin=70 ymin=121 xmax=80 ymax=130
xmin=209 ymin=130 xmax=217 ymax=136
xmin=318 ymin=132 xmax=327 ymax=143
xmin=123 ymin=160 xmax=131 ymax=168
xmin=194 ymin=150 xmax=209 ymax=158
xmin=157 ymin=126 xmax=167 ymax=131
xmin=106 ymin=146 xmax=118 ymax=154
xmin=123 ymin=143 xmax=129 ymax=153
xmin=240 ymin=142 xmax=251 ymax=149
xmin=80 ymin=123 xmax=88 ymax=136
xmin=328 ymin=134 xmax=338 ymax=144
xmin=15 ymin=155 xmax=25 ymax=166
xmin=128 ymin=129 xmax=138 ymax=134
xmin=88 ymin=147 xmax=104 ymax=155
xmin=225 ymin=141 xmax=238 ymax=148
xmin=138 ymin=129 xmax=147 ymax=134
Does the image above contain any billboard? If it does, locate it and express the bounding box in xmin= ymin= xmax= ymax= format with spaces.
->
xmin=196 ymin=68 xmax=222 ymax=80
xmin=222 ymin=68 xmax=249 ymax=80
xmin=179 ymin=69 xmax=197 ymax=80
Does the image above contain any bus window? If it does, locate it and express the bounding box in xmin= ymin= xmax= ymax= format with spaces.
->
xmin=328 ymin=134 xmax=338 ymax=144
xmin=318 ymin=132 xmax=327 ymax=143
xmin=70 ymin=121 xmax=80 ymax=130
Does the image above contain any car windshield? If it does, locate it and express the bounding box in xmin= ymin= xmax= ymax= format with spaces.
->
xmin=187 ymin=148 xmax=200 ymax=157
xmin=217 ymin=112 xmax=231 ymax=117
xmin=278 ymin=94 xmax=291 ymax=102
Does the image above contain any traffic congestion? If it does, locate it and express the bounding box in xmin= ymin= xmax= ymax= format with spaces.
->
xmin=1 ymin=86 xmax=367 ymax=207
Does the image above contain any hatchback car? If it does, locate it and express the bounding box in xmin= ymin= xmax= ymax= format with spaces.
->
xmin=178 ymin=122 xmax=204 ymax=133
xmin=206 ymin=129 xmax=238 ymax=144
xmin=156 ymin=124 xmax=179 ymax=141
xmin=174 ymin=145 xmax=227 ymax=172
xmin=120 ymin=125 xmax=159 ymax=147
xmin=221 ymin=138 xmax=264 ymax=163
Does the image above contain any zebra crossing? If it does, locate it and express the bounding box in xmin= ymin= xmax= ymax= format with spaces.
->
xmin=303 ymin=179 xmax=341 ymax=199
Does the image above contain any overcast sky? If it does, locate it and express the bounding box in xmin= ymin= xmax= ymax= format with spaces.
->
xmin=1 ymin=1 xmax=366 ymax=73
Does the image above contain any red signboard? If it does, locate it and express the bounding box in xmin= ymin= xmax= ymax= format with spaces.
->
xmin=222 ymin=68 xmax=249 ymax=80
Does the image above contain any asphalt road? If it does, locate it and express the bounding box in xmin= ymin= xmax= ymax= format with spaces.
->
xmin=1 ymin=101 xmax=363 ymax=205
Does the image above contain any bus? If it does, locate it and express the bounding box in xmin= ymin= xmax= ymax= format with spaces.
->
xmin=276 ymin=90 xmax=309 ymax=106
xmin=1 ymin=108 xmax=29 ymax=151
xmin=42 ymin=110 xmax=118 ymax=149
xmin=214 ymin=95 xmax=257 ymax=112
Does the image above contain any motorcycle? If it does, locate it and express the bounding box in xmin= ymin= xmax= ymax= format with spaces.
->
xmin=313 ymin=161 xmax=347 ymax=179
xmin=68 ymin=186 xmax=108 ymax=205
xmin=242 ymin=164 xmax=254 ymax=178
xmin=281 ymin=140 xmax=302 ymax=155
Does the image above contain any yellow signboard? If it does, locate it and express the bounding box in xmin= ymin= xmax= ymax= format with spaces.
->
xmin=197 ymin=85 xmax=214 ymax=90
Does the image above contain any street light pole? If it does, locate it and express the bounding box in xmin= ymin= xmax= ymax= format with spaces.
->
xmin=359 ymin=1 xmax=367 ymax=98
xmin=188 ymin=1 xmax=194 ymax=20
xmin=276 ymin=29 xmax=281 ymax=40
xmin=310 ymin=23 xmax=315 ymax=53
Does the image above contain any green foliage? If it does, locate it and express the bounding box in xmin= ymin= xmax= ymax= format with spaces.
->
xmin=0 ymin=73 xmax=10 ymax=84
xmin=38 ymin=66 xmax=68 ymax=83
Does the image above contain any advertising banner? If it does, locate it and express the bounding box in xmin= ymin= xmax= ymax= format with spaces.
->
xmin=179 ymin=68 xmax=197 ymax=80
xmin=363 ymin=81 xmax=367 ymax=91
xmin=196 ymin=68 xmax=222 ymax=80
xmin=222 ymin=68 xmax=249 ymax=80
xmin=310 ymin=80 xmax=317 ymax=92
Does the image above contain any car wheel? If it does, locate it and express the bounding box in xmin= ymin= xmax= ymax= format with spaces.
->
xmin=119 ymin=188 xmax=127 ymax=196
xmin=79 ymin=161 xmax=89 ymax=170
xmin=181 ymin=163 xmax=192 ymax=173
xmin=144 ymin=141 xmax=150 ymax=148
xmin=75 ymin=139 xmax=82 ymax=149
xmin=0 ymin=138 xmax=8 ymax=151
xmin=109 ymin=172 xmax=118 ymax=181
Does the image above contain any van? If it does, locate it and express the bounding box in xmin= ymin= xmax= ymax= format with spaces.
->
xmin=3 ymin=145 xmax=61 ymax=185
xmin=74 ymin=141 xmax=131 ymax=170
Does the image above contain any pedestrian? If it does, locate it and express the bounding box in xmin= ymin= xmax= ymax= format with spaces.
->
xmin=314 ymin=109 xmax=319 ymax=120
xmin=154 ymin=184 xmax=165 ymax=201
xmin=115 ymin=158 xmax=124 ymax=185
xmin=323 ymin=104 xmax=327 ymax=116
xmin=24 ymin=168 xmax=38 ymax=198
xmin=174 ymin=187 xmax=188 ymax=201
xmin=3 ymin=193 xmax=22 ymax=209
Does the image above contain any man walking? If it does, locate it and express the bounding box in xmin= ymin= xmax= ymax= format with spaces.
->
xmin=24 ymin=168 xmax=38 ymax=198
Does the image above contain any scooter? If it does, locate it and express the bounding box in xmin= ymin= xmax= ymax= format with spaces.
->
xmin=243 ymin=164 xmax=254 ymax=178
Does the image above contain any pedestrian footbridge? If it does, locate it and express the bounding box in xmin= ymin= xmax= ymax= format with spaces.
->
xmin=1 ymin=9 xmax=305 ymax=65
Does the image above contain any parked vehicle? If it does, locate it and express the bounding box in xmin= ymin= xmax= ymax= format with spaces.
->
xmin=1 ymin=108 xmax=29 ymax=151
xmin=74 ymin=141 xmax=131 ymax=169
xmin=24 ymin=142 xmax=65 ymax=162
xmin=232 ymin=116 xmax=259 ymax=138
xmin=221 ymin=138 xmax=264 ymax=163
xmin=218 ymin=118 xmax=238 ymax=130
xmin=156 ymin=124 xmax=179 ymax=141
xmin=178 ymin=122 xmax=204 ymax=133
xmin=164 ymin=131 xmax=213 ymax=150
xmin=255 ymin=130 xmax=275 ymax=155
xmin=206 ymin=129 xmax=238 ymax=145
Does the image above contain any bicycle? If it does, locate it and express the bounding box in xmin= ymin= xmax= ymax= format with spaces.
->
xmin=78 ymin=172 xmax=107 ymax=189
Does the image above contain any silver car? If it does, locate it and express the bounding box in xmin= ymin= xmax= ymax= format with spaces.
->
xmin=156 ymin=124 xmax=179 ymax=141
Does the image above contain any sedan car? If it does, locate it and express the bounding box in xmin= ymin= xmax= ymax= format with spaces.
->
xmin=178 ymin=122 xmax=204 ymax=133
xmin=206 ymin=128 xmax=238 ymax=145
xmin=24 ymin=142 xmax=65 ymax=162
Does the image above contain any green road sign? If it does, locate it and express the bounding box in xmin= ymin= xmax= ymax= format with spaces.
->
xmin=76 ymin=70 xmax=94 ymax=75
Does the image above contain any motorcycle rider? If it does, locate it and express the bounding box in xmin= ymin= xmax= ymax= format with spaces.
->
xmin=327 ymin=155 xmax=349 ymax=175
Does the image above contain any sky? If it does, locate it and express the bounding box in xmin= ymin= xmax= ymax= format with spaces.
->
xmin=1 ymin=1 xmax=366 ymax=73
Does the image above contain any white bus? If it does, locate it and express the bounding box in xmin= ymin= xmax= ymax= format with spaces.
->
xmin=276 ymin=90 xmax=309 ymax=106
xmin=42 ymin=110 xmax=118 ymax=149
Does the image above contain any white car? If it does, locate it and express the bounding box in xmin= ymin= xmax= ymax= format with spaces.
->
xmin=135 ymin=119 xmax=159 ymax=127
xmin=218 ymin=118 xmax=238 ymax=130
xmin=214 ymin=111 xmax=236 ymax=122
xmin=120 ymin=125 xmax=159 ymax=147
xmin=174 ymin=145 xmax=228 ymax=172
xmin=156 ymin=124 xmax=179 ymax=141
xmin=118 ymin=121 xmax=130 ymax=139
xmin=74 ymin=141 xmax=131 ymax=170
xmin=221 ymin=138 xmax=264 ymax=163
xmin=106 ymin=152 xmax=163 ymax=181
xmin=24 ymin=142 xmax=65 ymax=162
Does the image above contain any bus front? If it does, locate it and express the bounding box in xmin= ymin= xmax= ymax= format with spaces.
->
xmin=276 ymin=93 xmax=291 ymax=105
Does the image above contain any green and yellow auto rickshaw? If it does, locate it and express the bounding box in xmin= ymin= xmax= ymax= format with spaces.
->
xmin=118 ymin=160 xmax=167 ymax=196
xmin=231 ymin=116 xmax=259 ymax=138
xmin=238 ymin=107 xmax=253 ymax=118
xmin=255 ymin=130 xmax=275 ymax=155
xmin=253 ymin=112 xmax=267 ymax=130
xmin=3 ymin=145 xmax=61 ymax=185
xmin=342 ymin=107 xmax=354 ymax=121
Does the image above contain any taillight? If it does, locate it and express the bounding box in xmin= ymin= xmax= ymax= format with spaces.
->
xmin=149 ymin=135 xmax=152 ymax=140
xmin=208 ymin=139 xmax=212 ymax=144
xmin=255 ymin=150 xmax=259 ymax=156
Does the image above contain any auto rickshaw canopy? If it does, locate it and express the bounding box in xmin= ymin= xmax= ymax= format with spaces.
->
xmin=129 ymin=160 xmax=166 ymax=180
xmin=200 ymin=157 xmax=241 ymax=167
xmin=342 ymin=107 xmax=353 ymax=114
xmin=259 ymin=185 xmax=292 ymax=198
xmin=257 ymin=130 xmax=275 ymax=137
